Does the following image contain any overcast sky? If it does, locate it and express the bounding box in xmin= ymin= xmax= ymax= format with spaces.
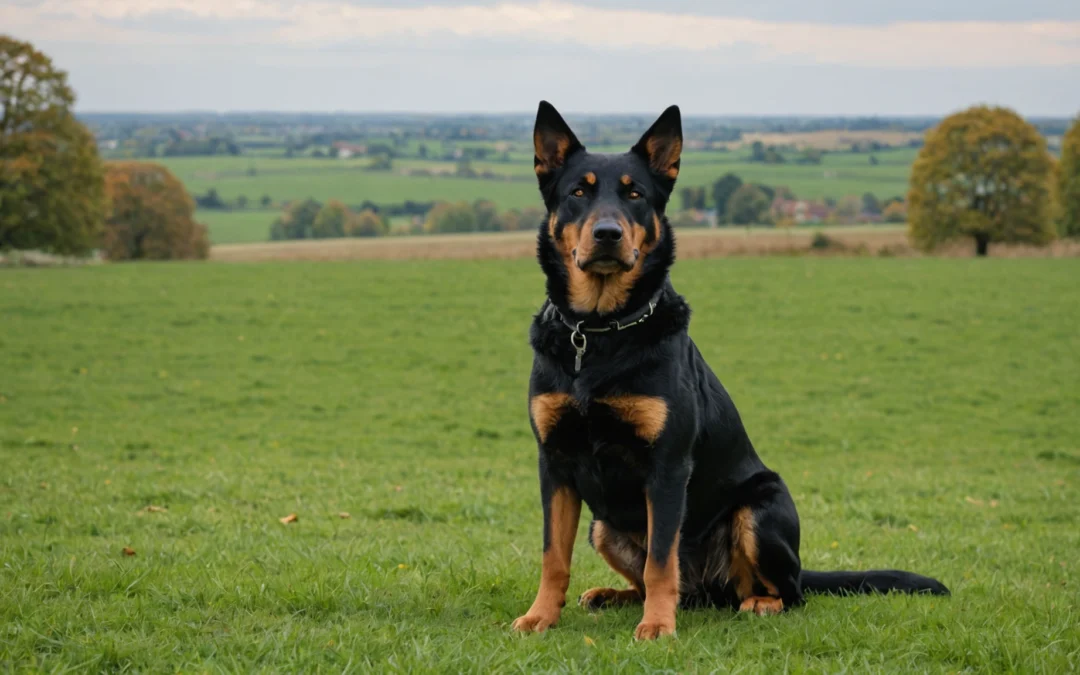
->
xmin=5 ymin=0 xmax=1080 ymax=116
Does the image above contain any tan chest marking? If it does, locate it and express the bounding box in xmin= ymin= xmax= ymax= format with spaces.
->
xmin=530 ymin=393 xmax=575 ymax=443
xmin=597 ymin=395 xmax=668 ymax=443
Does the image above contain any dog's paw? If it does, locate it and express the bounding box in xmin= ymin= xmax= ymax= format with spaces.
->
xmin=511 ymin=611 xmax=558 ymax=633
xmin=633 ymin=619 xmax=676 ymax=641
xmin=738 ymin=596 xmax=784 ymax=616
xmin=579 ymin=587 xmax=642 ymax=610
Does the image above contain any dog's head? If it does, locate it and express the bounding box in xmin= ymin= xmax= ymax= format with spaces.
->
xmin=533 ymin=101 xmax=680 ymax=318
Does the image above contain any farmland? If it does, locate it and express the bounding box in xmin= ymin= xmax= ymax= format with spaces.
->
xmin=155 ymin=147 xmax=917 ymax=245
xmin=2 ymin=257 xmax=1078 ymax=672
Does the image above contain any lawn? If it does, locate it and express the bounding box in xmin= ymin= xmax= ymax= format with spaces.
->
xmin=1 ymin=258 xmax=1077 ymax=672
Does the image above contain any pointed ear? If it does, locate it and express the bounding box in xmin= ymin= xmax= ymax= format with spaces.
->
xmin=632 ymin=105 xmax=682 ymax=181
xmin=534 ymin=100 xmax=583 ymax=178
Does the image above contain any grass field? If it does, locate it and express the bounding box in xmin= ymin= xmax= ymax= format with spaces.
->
xmin=2 ymin=258 xmax=1078 ymax=672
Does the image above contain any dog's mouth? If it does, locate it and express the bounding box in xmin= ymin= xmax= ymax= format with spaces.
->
xmin=576 ymin=251 xmax=638 ymax=275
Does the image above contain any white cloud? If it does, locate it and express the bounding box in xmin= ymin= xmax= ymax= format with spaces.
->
xmin=5 ymin=1 xmax=1080 ymax=68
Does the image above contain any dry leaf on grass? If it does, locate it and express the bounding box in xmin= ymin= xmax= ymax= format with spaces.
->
xmin=122 ymin=547 xmax=136 ymax=556
xmin=280 ymin=513 xmax=298 ymax=524
xmin=338 ymin=512 xmax=351 ymax=519
xmin=143 ymin=505 xmax=167 ymax=513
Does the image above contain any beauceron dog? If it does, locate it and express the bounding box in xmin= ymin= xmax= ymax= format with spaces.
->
xmin=511 ymin=101 xmax=948 ymax=641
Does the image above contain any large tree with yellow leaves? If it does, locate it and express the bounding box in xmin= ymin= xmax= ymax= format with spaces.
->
xmin=908 ymin=105 xmax=1056 ymax=256
xmin=1 ymin=36 xmax=106 ymax=255
xmin=1058 ymin=116 xmax=1080 ymax=239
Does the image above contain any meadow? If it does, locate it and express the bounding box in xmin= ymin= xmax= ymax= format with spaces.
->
xmin=160 ymin=147 xmax=916 ymax=245
xmin=2 ymin=257 xmax=1078 ymax=672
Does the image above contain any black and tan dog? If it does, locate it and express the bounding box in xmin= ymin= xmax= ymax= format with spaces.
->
xmin=512 ymin=102 xmax=948 ymax=641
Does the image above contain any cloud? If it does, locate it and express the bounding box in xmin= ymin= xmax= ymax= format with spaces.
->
xmin=5 ymin=0 xmax=1080 ymax=68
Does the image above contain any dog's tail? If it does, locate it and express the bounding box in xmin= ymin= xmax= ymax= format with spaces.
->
xmin=801 ymin=569 xmax=949 ymax=596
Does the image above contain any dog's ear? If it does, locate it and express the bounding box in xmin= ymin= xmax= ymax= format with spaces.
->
xmin=632 ymin=105 xmax=682 ymax=184
xmin=534 ymin=101 xmax=583 ymax=180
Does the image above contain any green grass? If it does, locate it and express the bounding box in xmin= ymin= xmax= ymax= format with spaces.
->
xmin=197 ymin=210 xmax=277 ymax=245
xmin=2 ymin=258 xmax=1078 ymax=672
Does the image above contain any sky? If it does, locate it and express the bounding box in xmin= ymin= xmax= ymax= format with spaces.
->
xmin=4 ymin=0 xmax=1080 ymax=116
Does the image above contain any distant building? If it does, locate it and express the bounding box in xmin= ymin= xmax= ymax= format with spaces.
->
xmin=332 ymin=142 xmax=367 ymax=159
xmin=772 ymin=198 xmax=831 ymax=224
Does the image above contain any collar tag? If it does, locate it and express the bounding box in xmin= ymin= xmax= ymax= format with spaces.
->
xmin=570 ymin=325 xmax=587 ymax=373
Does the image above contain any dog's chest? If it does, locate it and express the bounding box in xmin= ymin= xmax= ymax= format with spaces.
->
xmin=536 ymin=395 xmax=664 ymax=528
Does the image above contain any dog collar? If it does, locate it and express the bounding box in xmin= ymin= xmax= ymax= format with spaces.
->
xmin=540 ymin=285 xmax=665 ymax=373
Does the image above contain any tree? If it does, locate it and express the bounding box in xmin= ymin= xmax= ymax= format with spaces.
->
xmin=236 ymin=194 xmax=249 ymax=209
xmin=312 ymin=200 xmax=349 ymax=238
xmin=1059 ymin=116 xmax=1080 ymax=238
xmin=260 ymin=194 xmax=273 ymax=208
xmin=473 ymin=200 xmax=500 ymax=232
xmin=344 ymin=208 xmax=387 ymax=237
xmin=836 ymin=195 xmax=862 ymax=223
xmin=101 ymin=162 xmax=209 ymax=260
xmin=710 ymin=173 xmax=743 ymax=225
xmin=423 ymin=201 xmax=477 ymax=233
xmin=679 ymin=186 xmax=706 ymax=211
xmin=726 ymin=184 xmax=771 ymax=225
xmin=861 ymin=192 xmax=882 ymax=215
xmin=908 ymin=105 xmax=1056 ymax=256
xmin=270 ymin=198 xmax=321 ymax=240
xmin=1 ymin=36 xmax=107 ymax=255
xmin=882 ymin=201 xmax=906 ymax=223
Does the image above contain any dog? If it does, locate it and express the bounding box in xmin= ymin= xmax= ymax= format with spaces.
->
xmin=511 ymin=101 xmax=948 ymax=641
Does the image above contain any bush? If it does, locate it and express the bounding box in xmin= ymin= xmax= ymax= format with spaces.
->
xmin=345 ymin=209 xmax=388 ymax=238
xmin=312 ymin=200 xmax=349 ymax=238
xmin=270 ymin=199 xmax=321 ymax=240
xmin=424 ymin=202 xmax=477 ymax=233
xmin=102 ymin=162 xmax=209 ymax=261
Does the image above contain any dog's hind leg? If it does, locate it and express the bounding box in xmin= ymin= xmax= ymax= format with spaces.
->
xmin=579 ymin=520 xmax=646 ymax=609
xmin=727 ymin=480 xmax=804 ymax=615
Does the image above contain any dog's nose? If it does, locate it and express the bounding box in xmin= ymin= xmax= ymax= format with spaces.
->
xmin=593 ymin=220 xmax=623 ymax=243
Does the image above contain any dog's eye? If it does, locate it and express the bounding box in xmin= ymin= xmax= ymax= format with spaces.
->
xmin=572 ymin=188 xmax=585 ymax=198
xmin=628 ymin=190 xmax=643 ymax=200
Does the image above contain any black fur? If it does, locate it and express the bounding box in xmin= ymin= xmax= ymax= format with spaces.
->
xmin=520 ymin=101 xmax=947 ymax=632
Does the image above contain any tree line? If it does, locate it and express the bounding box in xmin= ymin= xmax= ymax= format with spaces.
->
xmin=3 ymin=37 xmax=1080 ymax=260
xmin=267 ymin=198 xmax=547 ymax=240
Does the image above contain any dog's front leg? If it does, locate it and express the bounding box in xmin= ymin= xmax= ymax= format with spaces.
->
xmin=635 ymin=466 xmax=690 ymax=640
xmin=511 ymin=469 xmax=581 ymax=633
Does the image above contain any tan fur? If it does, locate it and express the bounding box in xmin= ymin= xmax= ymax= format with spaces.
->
xmin=620 ymin=174 xmax=633 ymax=185
xmin=645 ymin=135 xmax=681 ymax=178
xmin=739 ymin=596 xmax=784 ymax=615
xmin=584 ymin=171 xmax=596 ymax=185
xmin=512 ymin=487 xmax=582 ymax=632
xmin=597 ymin=395 xmax=668 ymax=443
xmin=530 ymin=393 xmax=573 ymax=443
xmin=551 ymin=214 xmax=661 ymax=315
xmin=728 ymin=507 xmax=780 ymax=601
xmin=534 ymin=132 xmax=572 ymax=175
xmin=636 ymin=495 xmax=680 ymax=640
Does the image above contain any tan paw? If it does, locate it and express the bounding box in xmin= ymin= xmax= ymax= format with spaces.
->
xmin=511 ymin=611 xmax=558 ymax=633
xmin=738 ymin=596 xmax=784 ymax=616
xmin=579 ymin=587 xmax=643 ymax=610
xmin=633 ymin=619 xmax=676 ymax=640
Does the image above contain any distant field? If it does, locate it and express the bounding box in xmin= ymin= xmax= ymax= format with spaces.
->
xmin=161 ymin=145 xmax=916 ymax=245
xmin=731 ymin=130 xmax=924 ymax=151
xmin=2 ymin=258 xmax=1077 ymax=671
xmin=197 ymin=210 xmax=277 ymax=245
xmin=210 ymin=226 xmax=910 ymax=262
